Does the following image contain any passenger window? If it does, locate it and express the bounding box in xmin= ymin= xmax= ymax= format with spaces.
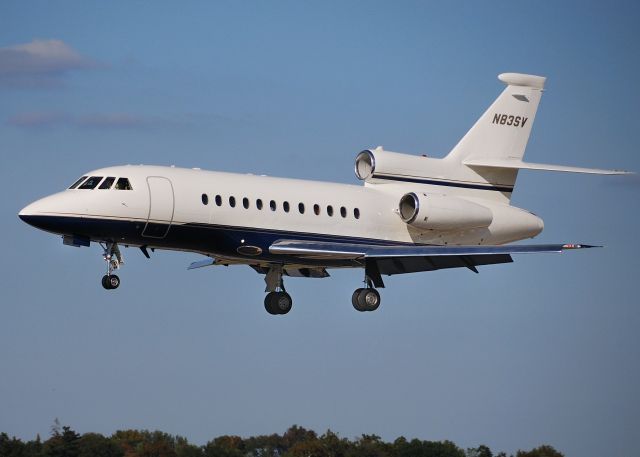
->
xmin=270 ymin=200 xmax=277 ymax=211
xmin=314 ymin=204 xmax=320 ymax=215
xmin=327 ymin=205 xmax=334 ymax=217
xmin=79 ymin=176 xmax=103 ymax=190
xmin=69 ymin=176 xmax=87 ymax=189
xmin=256 ymin=199 xmax=263 ymax=210
xmin=340 ymin=206 xmax=347 ymax=218
xmin=243 ymin=197 xmax=250 ymax=209
xmin=298 ymin=203 xmax=305 ymax=214
xmin=283 ymin=201 xmax=290 ymax=213
xmin=229 ymin=196 xmax=236 ymax=207
xmin=354 ymin=208 xmax=360 ymax=219
xmin=99 ymin=177 xmax=115 ymax=189
xmin=202 ymin=194 xmax=209 ymax=205
xmin=115 ymin=178 xmax=132 ymax=190
xmin=215 ymin=195 xmax=222 ymax=206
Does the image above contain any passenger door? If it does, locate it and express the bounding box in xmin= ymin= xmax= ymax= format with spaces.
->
xmin=142 ymin=176 xmax=174 ymax=238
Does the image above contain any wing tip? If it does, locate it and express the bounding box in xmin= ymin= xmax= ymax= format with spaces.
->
xmin=562 ymin=244 xmax=602 ymax=250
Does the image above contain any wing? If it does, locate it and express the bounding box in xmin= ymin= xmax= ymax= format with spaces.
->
xmin=269 ymin=240 xmax=597 ymax=284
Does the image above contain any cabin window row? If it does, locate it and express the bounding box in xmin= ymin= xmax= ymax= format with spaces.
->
xmin=201 ymin=193 xmax=360 ymax=219
xmin=69 ymin=176 xmax=133 ymax=190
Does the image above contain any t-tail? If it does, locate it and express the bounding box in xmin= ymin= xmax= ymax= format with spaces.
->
xmin=446 ymin=73 xmax=628 ymax=194
xmin=355 ymin=72 xmax=629 ymax=204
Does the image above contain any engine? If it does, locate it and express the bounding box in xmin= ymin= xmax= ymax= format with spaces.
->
xmin=355 ymin=147 xmax=434 ymax=181
xmin=398 ymin=192 xmax=493 ymax=231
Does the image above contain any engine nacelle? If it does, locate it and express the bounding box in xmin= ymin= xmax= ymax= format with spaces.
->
xmin=355 ymin=147 xmax=433 ymax=181
xmin=398 ymin=192 xmax=493 ymax=231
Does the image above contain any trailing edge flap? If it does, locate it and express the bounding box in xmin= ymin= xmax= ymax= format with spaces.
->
xmin=269 ymin=240 xmax=597 ymax=259
xmin=464 ymin=158 xmax=631 ymax=175
xmin=188 ymin=258 xmax=217 ymax=269
xmin=188 ymin=257 xmax=245 ymax=269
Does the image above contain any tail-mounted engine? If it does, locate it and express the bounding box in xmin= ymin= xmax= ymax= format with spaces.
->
xmin=398 ymin=192 xmax=493 ymax=231
xmin=355 ymin=147 xmax=433 ymax=182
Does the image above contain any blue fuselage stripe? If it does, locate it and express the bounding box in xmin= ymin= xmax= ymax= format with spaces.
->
xmin=372 ymin=174 xmax=514 ymax=192
xmin=18 ymin=215 xmax=416 ymax=266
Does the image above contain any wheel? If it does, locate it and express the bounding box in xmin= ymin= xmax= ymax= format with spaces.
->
xmin=274 ymin=292 xmax=292 ymax=315
xmin=352 ymin=288 xmax=366 ymax=311
xmin=108 ymin=274 xmax=120 ymax=290
xmin=357 ymin=288 xmax=380 ymax=312
xmin=264 ymin=292 xmax=292 ymax=315
xmin=102 ymin=275 xmax=112 ymax=289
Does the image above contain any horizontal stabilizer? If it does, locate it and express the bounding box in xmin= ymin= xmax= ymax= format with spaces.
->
xmin=464 ymin=158 xmax=631 ymax=175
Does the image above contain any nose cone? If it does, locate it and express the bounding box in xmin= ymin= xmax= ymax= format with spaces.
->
xmin=18 ymin=193 xmax=69 ymax=233
xmin=18 ymin=200 xmax=43 ymax=226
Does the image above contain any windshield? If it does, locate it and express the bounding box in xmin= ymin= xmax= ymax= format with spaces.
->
xmin=78 ymin=176 xmax=103 ymax=190
xmin=68 ymin=176 xmax=87 ymax=189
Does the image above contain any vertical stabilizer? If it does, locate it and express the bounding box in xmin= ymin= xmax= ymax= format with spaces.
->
xmin=446 ymin=73 xmax=546 ymax=166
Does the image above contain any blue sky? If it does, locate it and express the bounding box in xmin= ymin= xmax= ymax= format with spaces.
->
xmin=1 ymin=1 xmax=639 ymax=456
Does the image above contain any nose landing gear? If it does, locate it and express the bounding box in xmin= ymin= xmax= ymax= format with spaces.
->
xmin=101 ymin=242 xmax=123 ymax=290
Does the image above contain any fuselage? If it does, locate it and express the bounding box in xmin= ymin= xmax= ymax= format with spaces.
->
xmin=19 ymin=164 xmax=543 ymax=268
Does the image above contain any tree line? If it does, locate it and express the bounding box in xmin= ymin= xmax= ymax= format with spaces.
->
xmin=0 ymin=422 xmax=563 ymax=457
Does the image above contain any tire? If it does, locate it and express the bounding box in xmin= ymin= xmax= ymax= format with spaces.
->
xmin=352 ymin=288 xmax=366 ymax=311
xmin=264 ymin=292 xmax=279 ymax=315
xmin=102 ymin=275 xmax=112 ymax=289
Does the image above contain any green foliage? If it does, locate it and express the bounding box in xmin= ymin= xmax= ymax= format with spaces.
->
xmin=78 ymin=433 xmax=123 ymax=457
xmin=0 ymin=432 xmax=27 ymax=457
xmin=516 ymin=445 xmax=563 ymax=457
xmin=43 ymin=425 xmax=81 ymax=457
xmin=0 ymin=423 xmax=565 ymax=457
xmin=466 ymin=445 xmax=493 ymax=457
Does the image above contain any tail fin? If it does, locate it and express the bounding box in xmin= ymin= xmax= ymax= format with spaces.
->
xmin=445 ymin=73 xmax=546 ymax=165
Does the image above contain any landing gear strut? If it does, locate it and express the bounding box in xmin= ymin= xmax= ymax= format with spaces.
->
xmin=264 ymin=266 xmax=292 ymax=315
xmin=101 ymin=242 xmax=123 ymax=290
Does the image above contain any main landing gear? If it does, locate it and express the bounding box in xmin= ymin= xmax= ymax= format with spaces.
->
xmin=263 ymin=266 xmax=292 ymax=315
xmin=101 ymin=242 xmax=123 ymax=290
xmin=351 ymin=287 xmax=381 ymax=312
xmin=352 ymin=261 xmax=383 ymax=312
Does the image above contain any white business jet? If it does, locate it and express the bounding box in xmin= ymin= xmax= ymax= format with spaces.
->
xmin=19 ymin=73 xmax=629 ymax=315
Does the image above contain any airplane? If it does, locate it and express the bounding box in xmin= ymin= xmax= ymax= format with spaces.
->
xmin=19 ymin=72 xmax=630 ymax=315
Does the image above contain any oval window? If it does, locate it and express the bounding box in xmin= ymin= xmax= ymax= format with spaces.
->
xmin=202 ymin=194 xmax=209 ymax=205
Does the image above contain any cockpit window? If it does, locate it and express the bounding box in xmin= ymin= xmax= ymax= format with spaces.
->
xmin=99 ymin=177 xmax=116 ymax=189
xmin=69 ymin=176 xmax=88 ymax=189
xmin=78 ymin=176 xmax=103 ymax=190
xmin=115 ymin=178 xmax=132 ymax=190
